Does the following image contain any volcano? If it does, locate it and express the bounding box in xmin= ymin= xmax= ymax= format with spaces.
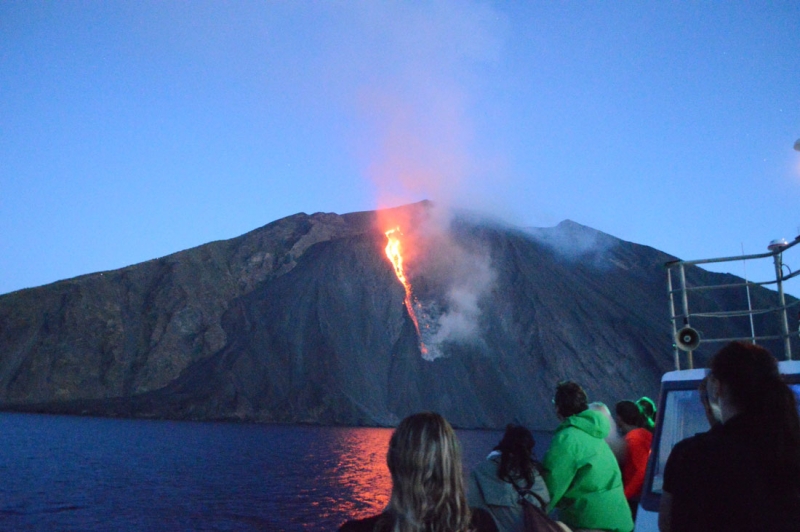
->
xmin=0 ymin=201 xmax=795 ymax=429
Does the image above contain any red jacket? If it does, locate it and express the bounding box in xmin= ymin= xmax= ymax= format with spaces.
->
xmin=621 ymin=427 xmax=652 ymax=500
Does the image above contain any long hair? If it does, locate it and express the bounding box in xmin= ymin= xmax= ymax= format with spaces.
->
xmin=710 ymin=342 xmax=800 ymax=490
xmin=494 ymin=424 xmax=541 ymax=490
xmin=385 ymin=412 xmax=472 ymax=532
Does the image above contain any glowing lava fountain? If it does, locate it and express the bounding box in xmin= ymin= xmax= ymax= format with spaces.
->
xmin=384 ymin=227 xmax=428 ymax=355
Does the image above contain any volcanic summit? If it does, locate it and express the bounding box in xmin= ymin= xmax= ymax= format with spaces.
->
xmin=0 ymin=201 xmax=794 ymax=429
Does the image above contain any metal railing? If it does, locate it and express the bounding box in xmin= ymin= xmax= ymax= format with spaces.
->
xmin=666 ymin=236 xmax=800 ymax=369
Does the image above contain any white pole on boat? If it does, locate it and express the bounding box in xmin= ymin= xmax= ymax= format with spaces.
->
xmin=741 ymin=243 xmax=756 ymax=344
xmin=772 ymin=249 xmax=792 ymax=360
xmin=667 ymin=268 xmax=680 ymax=370
xmin=679 ymin=264 xmax=693 ymax=369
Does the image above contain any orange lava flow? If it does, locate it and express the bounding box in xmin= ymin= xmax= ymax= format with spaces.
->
xmin=384 ymin=228 xmax=427 ymax=354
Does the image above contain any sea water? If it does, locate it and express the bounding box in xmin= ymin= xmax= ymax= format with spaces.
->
xmin=0 ymin=413 xmax=553 ymax=531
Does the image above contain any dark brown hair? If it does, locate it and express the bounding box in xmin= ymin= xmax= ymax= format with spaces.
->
xmin=494 ymin=424 xmax=542 ymax=490
xmin=710 ymin=342 xmax=800 ymax=492
xmin=554 ymin=381 xmax=588 ymax=418
xmin=615 ymin=400 xmax=645 ymax=428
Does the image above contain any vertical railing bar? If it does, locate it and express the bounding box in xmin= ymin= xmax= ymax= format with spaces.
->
xmin=773 ymin=252 xmax=792 ymax=360
xmin=667 ymin=268 xmax=680 ymax=370
xmin=742 ymin=244 xmax=756 ymax=344
xmin=679 ymin=264 xmax=693 ymax=369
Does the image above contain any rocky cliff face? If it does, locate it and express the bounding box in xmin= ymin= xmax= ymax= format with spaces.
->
xmin=0 ymin=202 xmax=794 ymax=429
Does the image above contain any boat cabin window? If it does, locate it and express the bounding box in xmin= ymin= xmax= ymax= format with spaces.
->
xmin=649 ymin=387 xmax=709 ymax=495
xmin=641 ymin=379 xmax=800 ymax=512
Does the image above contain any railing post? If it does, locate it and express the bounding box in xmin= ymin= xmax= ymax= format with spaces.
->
xmin=741 ymin=245 xmax=756 ymax=344
xmin=667 ymin=268 xmax=680 ymax=370
xmin=679 ymin=264 xmax=693 ymax=369
xmin=773 ymin=252 xmax=792 ymax=360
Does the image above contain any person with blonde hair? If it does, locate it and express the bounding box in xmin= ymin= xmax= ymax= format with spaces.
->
xmin=339 ymin=412 xmax=497 ymax=532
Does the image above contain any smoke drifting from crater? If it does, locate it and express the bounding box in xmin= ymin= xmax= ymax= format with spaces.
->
xmin=338 ymin=2 xmax=506 ymax=359
xmin=406 ymin=210 xmax=496 ymax=360
xmin=431 ymin=281 xmax=491 ymax=345
xmin=525 ymin=220 xmax=619 ymax=267
xmin=334 ymin=1 xmax=507 ymax=213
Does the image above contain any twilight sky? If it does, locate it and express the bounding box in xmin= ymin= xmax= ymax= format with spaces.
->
xmin=2 ymin=1 xmax=800 ymax=297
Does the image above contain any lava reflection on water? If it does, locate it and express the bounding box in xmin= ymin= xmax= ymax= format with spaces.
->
xmin=324 ymin=427 xmax=393 ymax=522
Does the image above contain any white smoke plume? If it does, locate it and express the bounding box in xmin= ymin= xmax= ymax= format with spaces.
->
xmin=525 ymin=220 xmax=619 ymax=267
xmin=329 ymin=2 xmax=506 ymax=360
xmin=409 ymin=208 xmax=496 ymax=360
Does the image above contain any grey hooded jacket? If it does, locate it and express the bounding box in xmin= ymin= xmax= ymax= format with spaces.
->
xmin=467 ymin=451 xmax=551 ymax=532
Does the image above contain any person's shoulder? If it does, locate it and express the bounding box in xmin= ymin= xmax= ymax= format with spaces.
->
xmin=677 ymin=425 xmax=718 ymax=447
xmin=668 ymin=428 xmax=718 ymax=466
xmin=554 ymin=414 xmax=584 ymax=433
xmin=689 ymin=423 xmax=725 ymax=451
xmin=338 ymin=513 xmax=387 ymax=532
xmin=544 ymin=424 xmax=585 ymax=462
xmin=471 ymin=455 xmax=500 ymax=478
xmin=569 ymin=409 xmax=611 ymax=439
xmin=480 ymin=454 xmax=501 ymax=470
xmin=669 ymin=432 xmax=699 ymax=456
xmin=720 ymin=413 xmax=760 ymax=440
xmin=630 ymin=427 xmax=653 ymax=443
xmin=548 ymin=423 xmax=577 ymax=446
xmin=556 ymin=418 xmax=593 ymax=441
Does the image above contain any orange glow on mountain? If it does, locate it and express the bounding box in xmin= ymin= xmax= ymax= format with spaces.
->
xmin=385 ymin=227 xmax=410 ymax=288
xmin=385 ymin=227 xmax=427 ymax=355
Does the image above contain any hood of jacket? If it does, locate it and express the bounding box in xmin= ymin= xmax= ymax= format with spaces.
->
xmin=467 ymin=453 xmax=551 ymax=510
xmin=558 ymin=408 xmax=610 ymax=440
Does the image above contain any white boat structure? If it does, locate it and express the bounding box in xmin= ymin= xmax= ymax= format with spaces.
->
xmin=634 ymin=235 xmax=800 ymax=532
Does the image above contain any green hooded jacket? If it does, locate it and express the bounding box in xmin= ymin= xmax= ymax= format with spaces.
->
xmin=543 ymin=409 xmax=634 ymax=532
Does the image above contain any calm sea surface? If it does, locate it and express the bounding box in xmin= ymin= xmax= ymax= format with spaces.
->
xmin=0 ymin=413 xmax=553 ymax=531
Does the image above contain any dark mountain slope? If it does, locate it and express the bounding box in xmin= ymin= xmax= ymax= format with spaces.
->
xmin=0 ymin=202 xmax=794 ymax=428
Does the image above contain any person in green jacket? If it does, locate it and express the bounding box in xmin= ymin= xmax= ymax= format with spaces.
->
xmin=543 ymin=381 xmax=634 ymax=532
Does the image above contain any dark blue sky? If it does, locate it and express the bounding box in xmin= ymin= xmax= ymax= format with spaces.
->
xmin=2 ymin=1 xmax=799 ymax=295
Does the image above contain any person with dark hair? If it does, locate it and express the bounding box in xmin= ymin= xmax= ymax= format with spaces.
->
xmin=468 ymin=424 xmax=569 ymax=532
xmin=659 ymin=342 xmax=800 ymax=532
xmin=614 ymin=400 xmax=653 ymax=520
xmin=543 ymin=381 xmax=634 ymax=532
xmin=339 ymin=412 xmax=498 ymax=532
xmin=635 ymin=397 xmax=656 ymax=432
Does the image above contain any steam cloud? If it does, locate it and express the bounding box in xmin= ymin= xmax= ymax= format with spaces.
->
xmin=525 ymin=220 xmax=619 ymax=268
xmin=411 ymin=210 xmax=495 ymax=360
xmin=320 ymin=0 xmax=507 ymax=213
xmin=332 ymin=2 xmax=507 ymax=359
